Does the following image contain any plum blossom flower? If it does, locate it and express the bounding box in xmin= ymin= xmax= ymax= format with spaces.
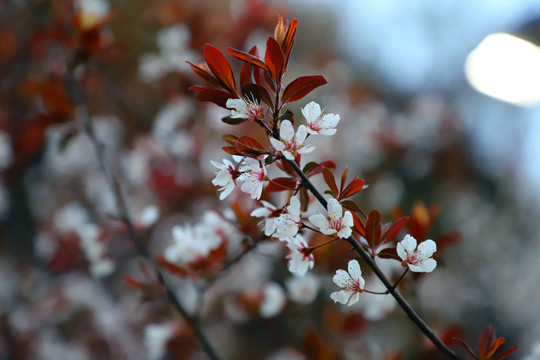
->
xmin=396 ymin=234 xmax=437 ymax=273
xmin=330 ymin=259 xmax=365 ymax=306
xmin=301 ymin=101 xmax=340 ymax=136
xmin=210 ymin=157 xmax=242 ymax=200
xmin=259 ymin=282 xmax=287 ymax=318
xmin=144 ymin=323 xmax=176 ymax=360
xmin=309 ymin=199 xmax=353 ymax=239
xmin=226 ymin=97 xmax=264 ymax=120
xmin=269 ymin=120 xmax=315 ymax=160
xmin=238 ymin=157 xmax=267 ymax=200
xmin=251 ymin=201 xmax=280 ymax=236
xmin=285 ymin=234 xmax=314 ymax=276
xmin=274 ymin=195 xmax=302 ymax=240
xmin=285 ymin=273 xmax=320 ymax=305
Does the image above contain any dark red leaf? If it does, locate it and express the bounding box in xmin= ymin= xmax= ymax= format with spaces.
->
xmin=376 ymin=247 xmax=401 ymax=261
xmin=123 ymin=275 xmax=145 ymax=290
xmin=191 ymin=87 xmax=235 ymax=108
xmin=263 ymin=70 xmax=277 ymax=91
xmin=227 ymin=47 xmax=269 ymax=71
xmin=265 ymin=177 xmax=297 ymax=192
xmin=352 ymin=212 xmax=366 ymax=237
xmin=340 ymin=178 xmax=366 ymax=199
xmin=187 ymin=61 xmax=220 ymax=86
xmin=340 ymin=200 xmax=364 ymax=215
xmin=222 ymin=116 xmax=247 ymax=125
xmin=366 ymin=210 xmax=381 ymax=249
xmin=235 ymin=136 xmax=267 ymax=157
xmin=381 ymin=217 xmax=409 ymax=244
xmin=265 ymin=37 xmax=285 ymax=82
xmin=282 ymin=75 xmax=328 ymax=104
xmin=223 ymin=146 xmax=242 ymax=155
xmin=300 ymin=186 xmax=309 ymax=212
xmin=322 ymin=168 xmax=338 ymax=197
xmin=479 ymin=326 xmax=497 ymax=359
xmin=277 ymin=159 xmax=296 ymax=176
xmin=282 ymin=19 xmax=298 ymax=66
xmin=204 ymin=44 xmax=238 ymax=95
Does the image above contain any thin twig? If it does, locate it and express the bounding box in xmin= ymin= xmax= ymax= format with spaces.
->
xmin=65 ymin=69 xmax=222 ymax=360
xmin=285 ymin=159 xmax=460 ymax=360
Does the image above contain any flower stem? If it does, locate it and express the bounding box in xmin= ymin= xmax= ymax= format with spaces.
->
xmin=308 ymin=237 xmax=339 ymax=252
xmin=285 ymin=159 xmax=460 ymax=360
xmin=66 ymin=68 xmax=222 ymax=360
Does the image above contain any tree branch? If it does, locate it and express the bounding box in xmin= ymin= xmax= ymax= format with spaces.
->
xmin=65 ymin=70 xmax=222 ymax=360
xmin=285 ymin=159 xmax=460 ymax=360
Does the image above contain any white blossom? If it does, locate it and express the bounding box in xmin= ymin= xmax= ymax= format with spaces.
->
xmin=396 ymin=234 xmax=437 ymax=273
xmin=274 ymin=195 xmax=302 ymax=240
xmin=250 ymin=201 xmax=280 ymax=236
xmin=301 ymin=101 xmax=340 ymax=136
xmin=165 ymin=225 xmax=209 ymax=264
xmin=77 ymin=223 xmax=115 ymax=278
xmin=259 ymin=282 xmax=286 ymax=318
xmin=144 ymin=323 xmax=175 ymax=360
xmin=285 ymin=234 xmax=314 ymax=276
xmin=330 ymin=259 xmax=365 ymax=306
xmin=211 ymin=157 xmax=241 ymax=200
xmin=269 ymin=120 xmax=315 ymax=160
xmin=285 ymin=273 xmax=320 ymax=305
xmin=238 ymin=157 xmax=267 ymax=200
xmin=309 ymin=198 xmax=353 ymax=239
xmin=226 ymin=98 xmax=264 ymax=120
xmin=75 ymin=0 xmax=109 ymax=30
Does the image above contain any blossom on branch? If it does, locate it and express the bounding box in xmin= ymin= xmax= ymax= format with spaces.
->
xmin=226 ymin=97 xmax=264 ymax=120
xmin=308 ymin=198 xmax=353 ymax=238
xmin=238 ymin=157 xmax=267 ymax=200
xmin=274 ymin=195 xmax=302 ymax=240
xmin=251 ymin=201 xmax=280 ymax=236
xmin=330 ymin=259 xmax=365 ymax=306
xmin=269 ymin=120 xmax=314 ymax=160
xmin=210 ymin=157 xmax=242 ymax=200
xmin=301 ymin=101 xmax=340 ymax=136
xmin=285 ymin=234 xmax=314 ymax=276
xmin=396 ymin=234 xmax=437 ymax=273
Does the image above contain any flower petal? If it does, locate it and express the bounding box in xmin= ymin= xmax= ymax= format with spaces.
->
xmin=327 ymin=198 xmax=342 ymax=220
xmin=348 ymin=292 xmax=360 ymax=306
xmin=309 ymin=213 xmax=330 ymax=232
xmin=269 ymin=138 xmax=285 ymax=152
xmin=348 ymin=260 xmax=362 ymax=281
xmin=417 ymin=239 xmax=437 ymax=259
xmin=295 ymin=125 xmax=308 ymax=144
xmin=333 ymin=269 xmax=352 ymax=288
xmin=280 ymin=120 xmax=295 ymax=142
xmin=400 ymin=234 xmax=417 ymax=252
xmin=301 ymin=101 xmax=322 ymax=123
xmin=330 ymin=290 xmax=350 ymax=304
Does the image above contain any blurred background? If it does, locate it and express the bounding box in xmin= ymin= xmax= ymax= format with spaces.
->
xmin=1 ymin=0 xmax=540 ymax=359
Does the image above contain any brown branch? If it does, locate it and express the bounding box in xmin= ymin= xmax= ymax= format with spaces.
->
xmin=285 ymin=159 xmax=460 ymax=360
xmin=65 ymin=69 xmax=222 ymax=360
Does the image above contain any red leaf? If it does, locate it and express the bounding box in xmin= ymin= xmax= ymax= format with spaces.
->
xmin=352 ymin=212 xmax=366 ymax=237
xmin=340 ymin=178 xmax=366 ymax=199
xmin=299 ymin=186 xmax=309 ymax=212
xmin=223 ymin=146 xmax=242 ymax=155
xmin=265 ymin=177 xmax=297 ymax=192
xmin=479 ymin=326 xmax=497 ymax=359
xmin=282 ymin=19 xmax=298 ymax=66
xmin=340 ymin=200 xmax=363 ymax=215
xmin=227 ymin=47 xmax=269 ymax=71
xmin=366 ymin=210 xmax=381 ymax=249
xmin=455 ymin=338 xmax=479 ymax=360
xmin=204 ymin=44 xmax=238 ymax=95
xmin=495 ymin=345 xmax=519 ymax=360
xmin=282 ymin=75 xmax=328 ymax=104
xmin=123 ymin=275 xmax=145 ymax=290
xmin=187 ymin=61 xmax=220 ymax=86
xmin=241 ymin=83 xmax=273 ymax=108
xmin=376 ymin=247 xmax=401 ymax=260
xmin=322 ymin=168 xmax=338 ymax=197
xmin=381 ymin=217 xmax=409 ymax=244
xmin=265 ymin=37 xmax=285 ymax=83
xmin=191 ymin=86 xmax=235 ymax=108
xmin=222 ymin=116 xmax=247 ymax=125
xmin=235 ymin=136 xmax=267 ymax=157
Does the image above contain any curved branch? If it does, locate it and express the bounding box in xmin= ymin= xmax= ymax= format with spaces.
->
xmin=65 ymin=71 xmax=222 ymax=360
xmin=285 ymin=159 xmax=460 ymax=360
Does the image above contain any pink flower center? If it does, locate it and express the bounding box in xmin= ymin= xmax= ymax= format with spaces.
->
xmin=406 ymin=252 xmax=421 ymax=265
xmin=345 ymin=279 xmax=362 ymax=293
xmin=245 ymin=99 xmax=264 ymax=119
xmin=309 ymin=119 xmax=322 ymax=132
